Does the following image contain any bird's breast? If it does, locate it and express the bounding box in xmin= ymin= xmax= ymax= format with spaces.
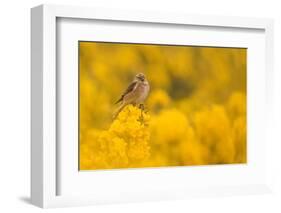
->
xmin=136 ymin=82 xmax=149 ymax=102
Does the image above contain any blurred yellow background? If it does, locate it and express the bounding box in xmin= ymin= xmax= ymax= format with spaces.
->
xmin=79 ymin=41 xmax=247 ymax=170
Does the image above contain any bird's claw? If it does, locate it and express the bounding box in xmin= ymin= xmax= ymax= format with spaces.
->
xmin=139 ymin=104 xmax=145 ymax=111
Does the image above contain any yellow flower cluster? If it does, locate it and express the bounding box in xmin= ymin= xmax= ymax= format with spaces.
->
xmin=79 ymin=42 xmax=247 ymax=170
xmin=145 ymin=92 xmax=246 ymax=167
xmin=80 ymin=105 xmax=150 ymax=170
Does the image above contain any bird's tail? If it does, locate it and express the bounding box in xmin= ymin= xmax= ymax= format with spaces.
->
xmin=114 ymin=95 xmax=124 ymax=104
xmin=113 ymin=102 xmax=126 ymax=119
xmin=114 ymin=98 xmax=122 ymax=104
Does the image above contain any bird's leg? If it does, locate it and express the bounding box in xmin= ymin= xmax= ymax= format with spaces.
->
xmin=139 ymin=103 xmax=145 ymax=111
xmin=139 ymin=103 xmax=149 ymax=113
xmin=138 ymin=103 xmax=145 ymax=124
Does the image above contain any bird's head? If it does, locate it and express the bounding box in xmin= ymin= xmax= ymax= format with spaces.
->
xmin=135 ymin=73 xmax=146 ymax=82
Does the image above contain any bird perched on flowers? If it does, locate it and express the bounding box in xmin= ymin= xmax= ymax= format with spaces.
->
xmin=114 ymin=73 xmax=150 ymax=118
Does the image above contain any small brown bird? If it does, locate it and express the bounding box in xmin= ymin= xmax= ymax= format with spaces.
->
xmin=114 ymin=73 xmax=150 ymax=118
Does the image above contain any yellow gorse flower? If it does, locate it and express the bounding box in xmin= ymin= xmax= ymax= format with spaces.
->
xmin=80 ymin=105 xmax=150 ymax=170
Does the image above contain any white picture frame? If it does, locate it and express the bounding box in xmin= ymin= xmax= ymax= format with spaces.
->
xmin=31 ymin=4 xmax=274 ymax=208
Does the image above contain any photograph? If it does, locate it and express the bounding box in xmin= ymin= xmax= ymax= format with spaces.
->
xmin=79 ymin=41 xmax=247 ymax=170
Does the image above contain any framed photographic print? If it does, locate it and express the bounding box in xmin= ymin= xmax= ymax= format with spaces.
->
xmin=31 ymin=4 xmax=274 ymax=208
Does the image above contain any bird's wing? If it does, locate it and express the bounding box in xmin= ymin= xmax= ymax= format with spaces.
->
xmin=115 ymin=81 xmax=138 ymax=104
